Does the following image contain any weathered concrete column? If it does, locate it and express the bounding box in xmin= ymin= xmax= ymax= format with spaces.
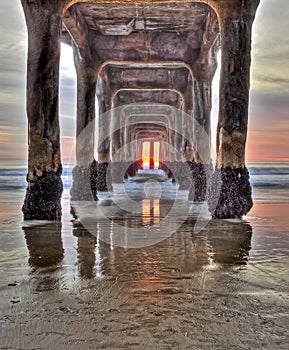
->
xmin=137 ymin=139 xmax=142 ymax=163
xmin=97 ymin=95 xmax=112 ymax=191
xmin=124 ymin=125 xmax=137 ymax=177
xmin=21 ymin=1 xmax=63 ymax=220
xmin=182 ymin=81 xmax=194 ymax=163
xmin=179 ymin=82 xmax=194 ymax=190
xmin=70 ymin=42 xmax=98 ymax=201
xmin=175 ymin=115 xmax=183 ymax=161
xmin=208 ymin=2 xmax=260 ymax=218
xmin=111 ymin=115 xmax=123 ymax=182
xmin=110 ymin=105 xmax=127 ymax=183
xmin=170 ymin=113 xmax=183 ymax=185
xmin=193 ymin=79 xmax=212 ymax=164
xmin=190 ymin=75 xmax=216 ymax=201
xmin=111 ymin=108 xmax=121 ymax=162
xmin=189 ymin=9 xmax=220 ymax=202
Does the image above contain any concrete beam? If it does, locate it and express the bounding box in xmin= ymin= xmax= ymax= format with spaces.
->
xmin=63 ymin=5 xmax=90 ymax=49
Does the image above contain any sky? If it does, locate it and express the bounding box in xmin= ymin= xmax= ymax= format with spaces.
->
xmin=0 ymin=0 xmax=288 ymax=163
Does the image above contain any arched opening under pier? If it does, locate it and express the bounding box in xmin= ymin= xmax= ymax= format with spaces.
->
xmin=140 ymin=141 xmax=160 ymax=170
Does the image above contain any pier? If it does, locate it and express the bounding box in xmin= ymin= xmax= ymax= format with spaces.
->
xmin=21 ymin=0 xmax=260 ymax=220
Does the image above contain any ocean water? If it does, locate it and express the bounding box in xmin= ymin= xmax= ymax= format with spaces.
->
xmin=1 ymin=162 xmax=289 ymax=203
xmin=248 ymin=162 xmax=289 ymax=202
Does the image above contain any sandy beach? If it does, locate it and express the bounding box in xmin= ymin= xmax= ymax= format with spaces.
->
xmin=0 ymin=168 xmax=289 ymax=350
xmin=1 ymin=0 xmax=289 ymax=348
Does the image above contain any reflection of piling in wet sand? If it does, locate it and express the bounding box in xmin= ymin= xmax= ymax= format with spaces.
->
xmin=23 ymin=223 xmax=64 ymax=269
xmin=73 ymin=227 xmax=96 ymax=279
xmin=192 ymin=221 xmax=253 ymax=267
xmin=71 ymin=219 xmax=253 ymax=285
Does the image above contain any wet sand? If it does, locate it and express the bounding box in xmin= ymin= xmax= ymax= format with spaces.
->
xmin=0 ymin=173 xmax=289 ymax=349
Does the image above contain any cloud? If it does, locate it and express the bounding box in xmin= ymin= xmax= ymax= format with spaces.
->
xmin=251 ymin=0 xmax=289 ymax=94
xmin=247 ymin=111 xmax=289 ymax=161
xmin=246 ymin=0 xmax=289 ymax=162
xmin=0 ymin=91 xmax=22 ymax=105
xmin=0 ymin=125 xmax=27 ymax=160
xmin=0 ymin=4 xmax=26 ymax=49
xmin=250 ymin=90 xmax=289 ymax=116
xmin=59 ymin=45 xmax=77 ymax=142
xmin=0 ymin=4 xmax=77 ymax=161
